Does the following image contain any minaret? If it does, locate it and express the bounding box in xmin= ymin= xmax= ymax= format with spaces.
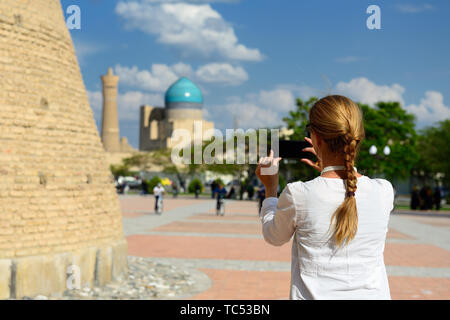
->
xmin=101 ymin=68 xmax=121 ymax=152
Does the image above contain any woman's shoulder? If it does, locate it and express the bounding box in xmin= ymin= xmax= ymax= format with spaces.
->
xmin=367 ymin=177 xmax=394 ymax=190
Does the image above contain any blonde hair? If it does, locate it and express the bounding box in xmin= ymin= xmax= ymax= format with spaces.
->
xmin=309 ymin=95 xmax=365 ymax=247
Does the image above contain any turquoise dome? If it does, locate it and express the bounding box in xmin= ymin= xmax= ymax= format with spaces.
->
xmin=165 ymin=77 xmax=203 ymax=109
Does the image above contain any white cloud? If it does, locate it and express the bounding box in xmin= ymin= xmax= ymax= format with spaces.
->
xmin=114 ymin=64 xmax=180 ymax=92
xmin=88 ymin=90 xmax=163 ymax=122
xmin=116 ymin=62 xmax=248 ymax=89
xmin=396 ymin=3 xmax=434 ymax=13
xmin=333 ymin=77 xmax=449 ymax=128
xmin=195 ymin=63 xmax=248 ymax=85
xmin=115 ymin=1 xmax=263 ymax=61
xmin=72 ymin=39 xmax=104 ymax=64
xmin=210 ymin=88 xmax=298 ymax=129
xmin=224 ymin=101 xmax=282 ymax=129
xmin=334 ymin=77 xmax=405 ymax=106
xmin=257 ymin=89 xmax=295 ymax=112
xmin=405 ymin=91 xmax=450 ymax=128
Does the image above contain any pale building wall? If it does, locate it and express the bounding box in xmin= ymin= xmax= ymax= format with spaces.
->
xmin=0 ymin=0 xmax=127 ymax=299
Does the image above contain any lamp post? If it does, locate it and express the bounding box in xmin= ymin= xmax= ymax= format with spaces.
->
xmin=370 ymin=144 xmax=391 ymax=178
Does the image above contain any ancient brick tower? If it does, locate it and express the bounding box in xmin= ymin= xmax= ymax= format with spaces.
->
xmin=101 ymin=68 xmax=121 ymax=153
xmin=0 ymin=0 xmax=128 ymax=299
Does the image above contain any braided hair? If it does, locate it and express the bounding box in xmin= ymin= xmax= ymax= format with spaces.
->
xmin=309 ymin=95 xmax=365 ymax=247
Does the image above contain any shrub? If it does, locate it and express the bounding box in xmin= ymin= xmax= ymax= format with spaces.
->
xmin=110 ymin=164 xmax=131 ymax=178
xmin=188 ymin=178 xmax=204 ymax=193
xmin=147 ymin=176 xmax=162 ymax=192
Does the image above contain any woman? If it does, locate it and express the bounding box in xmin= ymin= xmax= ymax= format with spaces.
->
xmin=256 ymin=95 xmax=394 ymax=300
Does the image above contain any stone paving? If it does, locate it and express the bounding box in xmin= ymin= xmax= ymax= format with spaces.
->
xmin=122 ymin=195 xmax=450 ymax=300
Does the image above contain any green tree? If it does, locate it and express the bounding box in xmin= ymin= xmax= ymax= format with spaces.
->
xmin=415 ymin=120 xmax=450 ymax=186
xmin=147 ymin=176 xmax=162 ymax=192
xmin=188 ymin=178 xmax=204 ymax=193
xmin=357 ymin=102 xmax=419 ymax=182
xmin=282 ymin=98 xmax=420 ymax=184
xmin=110 ymin=164 xmax=132 ymax=178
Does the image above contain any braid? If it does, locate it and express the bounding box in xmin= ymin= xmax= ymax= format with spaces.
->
xmin=329 ymin=133 xmax=359 ymax=247
xmin=344 ymin=134 xmax=358 ymax=197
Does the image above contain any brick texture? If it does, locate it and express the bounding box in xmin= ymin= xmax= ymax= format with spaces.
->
xmin=0 ymin=0 xmax=125 ymax=259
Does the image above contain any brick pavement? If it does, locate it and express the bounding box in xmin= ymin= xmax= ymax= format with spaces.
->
xmin=122 ymin=195 xmax=450 ymax=300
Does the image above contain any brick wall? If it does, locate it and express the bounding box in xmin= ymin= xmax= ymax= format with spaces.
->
xmin=0 ymin=0 xmax=125 ymax=260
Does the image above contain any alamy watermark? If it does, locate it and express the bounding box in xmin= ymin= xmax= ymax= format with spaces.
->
xmin=66 ymin=264 xmax=81 ymax=290
xmin=366 ymin=5 xmax=381 ymax=30
xmin=65 ymin=5 xmax=81 ymax=30
xmin=170 ymin=121 xmax=281 ymax=175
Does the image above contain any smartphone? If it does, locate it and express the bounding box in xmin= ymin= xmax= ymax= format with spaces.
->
xmin=277 ymin=139 xmax=315 ymax=160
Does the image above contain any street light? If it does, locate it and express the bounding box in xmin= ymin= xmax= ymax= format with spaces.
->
xmin=370 ymin=144 xmax=391 ymax=178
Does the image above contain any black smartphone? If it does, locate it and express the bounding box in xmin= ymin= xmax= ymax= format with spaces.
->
xmin=277 ymin=140 xmax=315 ymax=160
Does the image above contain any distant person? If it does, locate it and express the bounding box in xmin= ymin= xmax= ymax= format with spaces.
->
xmin=215 ymin=184 xmax=227 ymax=216
xmin=211 ymin=180 xmax=218 ymax=199
xmin=227 ymin=186 xmax=236 ymax=199
xmin=172 ymin=182 xmax=178 ymax=198
xmin=247 ymin=184 xmax=255 ymax=200
xmin=410 ymin=186 xmax=420 ymax=210
xmin=425 ymin=187 xmax=433 ymax=210
xmin=419 ymin=186 xmax=427 ymax=210
xmin=257 ymin=185 xmax=266 ymax=215
xmin=194 ymin=184 xmax=201 ymax=199
xmin=433 ymin=187 xmax=442 ymax=211
xmin=153 ymin=183 xmax=165 ymax=213
xmin=141 ymin=179 xmax=148 ymax=195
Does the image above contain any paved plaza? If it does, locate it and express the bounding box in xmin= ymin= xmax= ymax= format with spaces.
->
xmin=121 ymin=195 xmax=450 ymax=300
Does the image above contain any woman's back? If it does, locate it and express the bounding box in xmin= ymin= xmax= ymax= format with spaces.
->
xmin=285 ymin=175 xmax=394 ymax=299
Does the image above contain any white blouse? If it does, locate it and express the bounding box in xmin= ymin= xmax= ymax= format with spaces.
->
xmin=260 ymin=175 xmax=394 ymax=300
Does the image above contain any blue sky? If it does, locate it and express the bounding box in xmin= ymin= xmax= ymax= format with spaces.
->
xmin=62 ymin=0 xmax=450 ymax=149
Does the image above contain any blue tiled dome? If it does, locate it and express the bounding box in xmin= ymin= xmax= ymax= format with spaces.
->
xmin=165 ymin=77 xmax=203 ymax=109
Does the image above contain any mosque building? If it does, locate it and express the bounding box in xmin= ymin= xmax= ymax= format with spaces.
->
xmin=139 ymin=77 xmax=214 ymax=151
xmin=100 ymin=68 xmax=214 ymax=166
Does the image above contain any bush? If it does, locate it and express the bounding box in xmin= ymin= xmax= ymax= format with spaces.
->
xmin=110 ymin=164 xmax=131 ymax=178
xmin=147 ymin=176 xmax=162 ymax=193
xmin=214 ymin=178 xmax=225 ymax=187
xmin=188 ymin=178 xmax=204 ymax=193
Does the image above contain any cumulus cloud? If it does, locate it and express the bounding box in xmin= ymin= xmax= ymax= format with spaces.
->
xmin=72 ymin=39 xmax=104 ymax=65
xmin=88 ymin=90 xmax=164 ymax=122
xmin=195 ymin=63 xmax=248 ymax=85
xmin=116 ymin=62 xmax=248 ymax=89
xmin=115 ymin=1 xmax=263 ymax=61
xmin=224 ymin=100 xmax=282 ymax=129
xmin=333 ymin=77 xmax=449 ymax=128
xmin=335 ymin=77 xmax=405 ymax=106
xmin=257 ymin=89 xmax=295 ymax=112
xmin=114 ymin=64 xmax=180 ymax=92
xmin=405 ymin=91 xmax=450 ymax=128
xmin=209 ymin=88 xmax=298 ymax=129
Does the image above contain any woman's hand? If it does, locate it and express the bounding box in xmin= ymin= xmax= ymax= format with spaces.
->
xmin=256 ymin=150 xmax=282 ymax=198
xmin=301 ymin=137 xmax=322 ymax=172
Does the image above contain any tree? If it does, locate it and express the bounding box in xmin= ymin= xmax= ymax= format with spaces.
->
xmin=357 ymin=102 xmax=419 ymax=182
xmin=282 ymin=98 xmax=420 ymax=184
xmin=110 ymin=164 xmax=132 ymax=178
xmin=415 ymin=120 xmax=450 ymax=186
